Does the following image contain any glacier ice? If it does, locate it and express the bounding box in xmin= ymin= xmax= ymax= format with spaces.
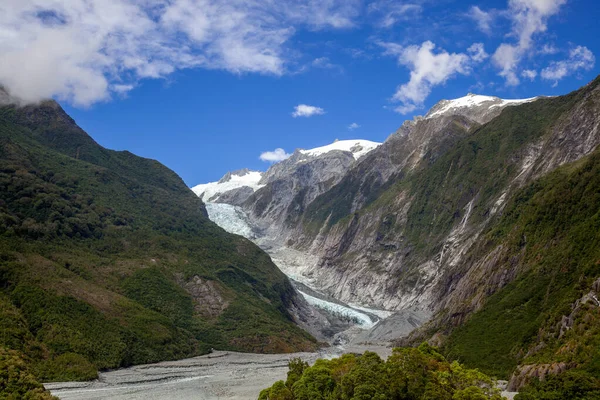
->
xmin=205 ymin=203 xmax=255 ymax=239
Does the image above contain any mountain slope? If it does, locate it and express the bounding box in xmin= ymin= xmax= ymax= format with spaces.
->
xmin=290 ymin=76 xmax=600 ymax=387
xmin=0 ymin=100 xmax=317 ymax=383
xmin=439 ymin=145 xmax=600 ymax=381
xmin=242 ymin=140 xmax=382 ymax=234
xmin=289 ymin=77 xmax=600 ymax=312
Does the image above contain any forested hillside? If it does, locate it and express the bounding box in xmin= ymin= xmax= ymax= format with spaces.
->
xmin=0 ymin=99 xmax=316 ymax=388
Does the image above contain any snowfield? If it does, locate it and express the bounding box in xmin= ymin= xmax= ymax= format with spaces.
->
xmin=426 ymin=93 xmax=538 ymax=119
xmin=191 ymin=170 xmax=263 ymax=202
xmin=298 ymin=139 xmax=381 ymax=160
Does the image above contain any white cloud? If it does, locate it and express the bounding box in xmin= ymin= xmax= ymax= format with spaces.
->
xmin=383 ymin=41 xmax=484 ymax=114
xmin=467 ymin=43 xmax=489 ymax=63
xmin=348 ymin=122 xmax=360 ymax=130
xmin=521 ymin=69 xmax=538 ymax=80
xmin=491 ymin=0 xmax=566 ymax=85
xmin=493 ymin=43 xmax=522 ymax=86
xmin=539 ymin=44 xmax=559 ymax=55
xmin=468 ymin=6 xmax=494 ymax=34
xmin=0 ymin=0 xmax=361 ymax=106
xmin=312 ymin=57 xmax=339 ymax=70
xmin=368 ymin=1 xmax=422 ymax=28
xmin=510 ymin=0 xmax=566 ymax=49
xmin=259 ymin=148 xmax=291 ymax=162
xmin=541 ymin=46 xmax=595 ymax=83
xmin=292 ymin=104 xmax=325 ymax=117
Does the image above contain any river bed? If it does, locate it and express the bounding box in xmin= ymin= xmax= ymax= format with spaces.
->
xmin=46 ymin=347 xmax=392 ymax=400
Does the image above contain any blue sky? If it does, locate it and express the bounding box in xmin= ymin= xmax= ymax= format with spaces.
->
xmin=1 ymin=0 xmax=598 ymax=186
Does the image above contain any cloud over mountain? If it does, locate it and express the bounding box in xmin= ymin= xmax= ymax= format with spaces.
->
xmin=383 ymin=41 xmax=487 ymax=114
xmin=260 ymin=148 xmax=291 ymax=162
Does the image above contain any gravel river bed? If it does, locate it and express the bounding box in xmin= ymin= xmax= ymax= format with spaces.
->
xmin=45 ymin=347 xmax=392 ymax=400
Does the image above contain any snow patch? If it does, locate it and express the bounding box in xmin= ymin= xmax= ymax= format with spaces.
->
xmin=426 ymin=93 xmax=538 ymax=119
xmin=191 ymin=171 xmax=263 ymax=202
xmin=299 ymin=139 xmax=381 ymax=160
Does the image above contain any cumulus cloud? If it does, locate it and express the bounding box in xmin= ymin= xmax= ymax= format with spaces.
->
xmin=468 ymin=6 xmax=494 ymax=34
xmin=491 ymin=0 xmax=566 ymax=85
xmin=348 ymin=122 xmax=360 ymax=130
xmin=383 ymin=41 xmax=486 ymax=114
xmin=292 ymin=104 xmax=326 ymax=117
xmin=493 ymin=43 xmax=522 ymax=86
xmin=259 ymin=148 xmax=291 ymax=162
xmin=541 ymin=46 xmax=595 ymax=83
xmin=0 ymin=0 xmax=361 ymax=106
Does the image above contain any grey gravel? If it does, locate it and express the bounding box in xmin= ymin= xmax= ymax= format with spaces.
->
xmin=46 ymin=346 xmax=392 ymax=400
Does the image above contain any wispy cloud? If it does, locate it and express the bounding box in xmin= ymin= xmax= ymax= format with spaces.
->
xmin=541 ymin=46 xmax=595 ymax=84
xmin=348 ymin=122 xmax=360 ymax=130
xmin=467 ymin=6 xmax=494 ymax=34
xmin=259 ymin=148 xmax=291 ymax=162
xmin=368 ymin=1 xmax=422 ymax=28
xmin=292 ymin=104 xmax=326 ymax=117
xmin=467 ymin=43 xmax=489 ymax=63
xmin=0 ymin=0 xmax=361 ymax=106
xmin=521 ymin=69 xmax=538 ymax=81
xmin=312 ymin=57 xmax=337 ymax=69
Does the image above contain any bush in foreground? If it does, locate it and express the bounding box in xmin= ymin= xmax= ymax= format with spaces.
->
xmin=259 ymin=344 xmax=504 ymax=400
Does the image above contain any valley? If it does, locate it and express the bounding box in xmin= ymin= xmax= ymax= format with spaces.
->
xmin=204 ymin=201 xmax=427 ymax=345
xmin=2 ymin=78 xmax=600 ymax=400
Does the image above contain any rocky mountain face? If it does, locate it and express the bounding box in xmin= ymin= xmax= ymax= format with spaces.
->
xmin=245 ymin=147 xmax=363 ymax=233
xmin=194 ymin=140 xmax=382 ymax=234
xmin=284 ymin=80 xmax=600 ymax=313
xmin=198 ymin=76 xmax=600 ymax=383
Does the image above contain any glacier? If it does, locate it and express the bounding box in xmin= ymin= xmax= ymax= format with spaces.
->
xmin=298 ymin=291 xmax=376 ymax=328
xmin=205 ymin=203 xmax=256 ymax=239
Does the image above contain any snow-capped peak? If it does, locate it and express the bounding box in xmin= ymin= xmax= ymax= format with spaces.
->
xmin=298 ymin=139 xmax=381 ymax=160
xmin=191 ymin=170 xmax=264 ymax=202
xmin=425 ymin=93 xmax=538 ymax=121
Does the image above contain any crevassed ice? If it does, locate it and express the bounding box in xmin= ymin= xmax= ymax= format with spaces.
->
xmin=300 ymin=291 xmax=376 ymax=328
xmin=205 ymin=203 xmax=255 ymax=239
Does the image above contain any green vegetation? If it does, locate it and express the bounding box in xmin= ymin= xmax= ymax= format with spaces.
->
xmin=259 ymin=344 xmax=504 ymax=400
xmin=444 ymin=147 xmax=600 ymax=379
xmin=0 ymin=347 xmax=57 ymax=400
xmin=0 ymin=100 xmax=317 ymax=386
xmin=515 ymin=371 xmax=600 ymax=400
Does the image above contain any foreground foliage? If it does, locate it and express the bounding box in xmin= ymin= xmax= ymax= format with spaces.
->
xmin=259 ymin=344 xmax=504 ymax=400
xmin=0 ymin=347 xmax=57 ymax=399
